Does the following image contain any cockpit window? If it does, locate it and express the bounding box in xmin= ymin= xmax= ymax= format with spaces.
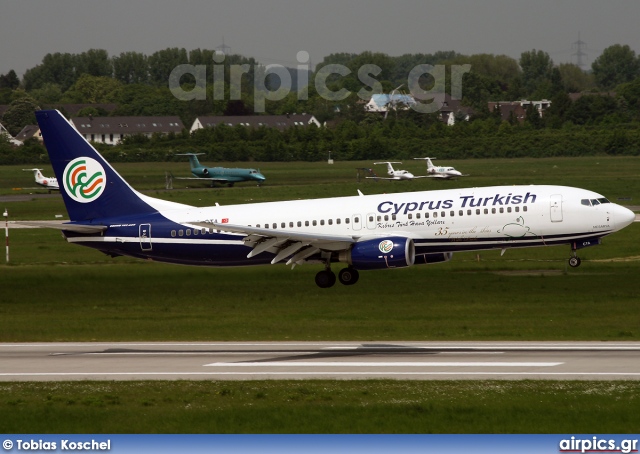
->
xmin=597 ymin=198 xmax=610 ymax=204
xmin=590 ymin=199 xmax=600 ymax=206
xmin=581 ymin=199 xmax=591 ymax=206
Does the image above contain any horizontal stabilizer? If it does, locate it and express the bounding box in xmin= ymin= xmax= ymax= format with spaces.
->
xmin=14 ymin=220 xmax=107 ymax=233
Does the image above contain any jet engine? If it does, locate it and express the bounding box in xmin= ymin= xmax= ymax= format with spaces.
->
xmin=339 ymin=237 xmax=415 ymax=270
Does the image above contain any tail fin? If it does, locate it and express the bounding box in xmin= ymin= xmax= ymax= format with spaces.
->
xmin=36 ymin=110 xmax=159 ymax=222
xmin=176 ymin=153 xmax=203 ymax=171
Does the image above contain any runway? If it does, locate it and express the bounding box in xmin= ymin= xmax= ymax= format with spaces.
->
xmin=2 ymin=341 xmax=640 ymax=381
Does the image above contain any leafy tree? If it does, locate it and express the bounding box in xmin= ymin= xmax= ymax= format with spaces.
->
xmin=592 ymin=44 xmax=640 ymax=90
xmin=2 ymin=96 xmax=40 ymax=136
xmin=75 ymin=49 xmax=112 ymax=78
xmin=64 ymin=74 xmax=122 ymax=103
xmin=519 ymin=49 xmax=554 ymax=96
xmin=557 ymin=63 xmax=594 ymax=93
xmin=29 ymin=83 xmax=64 ymax=104
xmin=147 ymin=48 xmax=189 ymax=86
xmin=617 ymin=76 xmax=640 ymax=114
xmin=113 ymin=52 xmax=149 ymax=84
xmin=0 ymin=70 xmax=20 ymax=89
xmin=23 ymin=52 xmax=78 ymax=91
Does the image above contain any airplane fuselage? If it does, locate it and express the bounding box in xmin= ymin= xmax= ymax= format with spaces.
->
xmin=192 ymin=166 xmax=264 ymax=183
xmin=64 ymin=185 xmax=632 ymax=268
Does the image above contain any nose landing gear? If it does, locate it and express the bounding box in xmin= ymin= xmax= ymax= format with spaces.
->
xmin=569 ymin=244 xmax=581 ymax=268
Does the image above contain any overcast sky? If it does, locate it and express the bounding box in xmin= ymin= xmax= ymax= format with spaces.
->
xmin=2 ymin=0 xmax=639 ymax=77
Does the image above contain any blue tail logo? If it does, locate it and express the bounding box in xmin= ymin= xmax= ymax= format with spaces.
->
xmin=63 ymin=157 xmax=106 ymax=203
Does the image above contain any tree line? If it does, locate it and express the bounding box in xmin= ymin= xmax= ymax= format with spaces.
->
xmin=1 ymin=44 xmax=640 ymax=164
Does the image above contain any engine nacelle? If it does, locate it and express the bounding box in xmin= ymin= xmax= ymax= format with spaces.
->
xmin=415 ymin=252 xmax=453 ymax=264
xmin=339 ymin=237 xmax=415 ymax=270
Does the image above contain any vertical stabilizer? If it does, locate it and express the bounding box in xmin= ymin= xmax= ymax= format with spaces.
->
xmin=36 ymin=110 xmax=157 ymax=222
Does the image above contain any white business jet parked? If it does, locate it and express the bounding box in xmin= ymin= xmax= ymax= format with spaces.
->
xmin=29 ymin=110 xmax=636 ymax=288
xmin=367 ymin=162 xmax=425 ymax=180
xmin=414 ymin=157 xmax=467 ymax=179
xmin=22 ymin=168 xmax=59 ymax=191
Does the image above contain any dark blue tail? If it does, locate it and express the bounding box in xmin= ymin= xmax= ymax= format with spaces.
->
xmin=36 ymin=110 xmax=156 ymax=221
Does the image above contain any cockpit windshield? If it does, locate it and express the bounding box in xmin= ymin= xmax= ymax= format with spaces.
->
xmin=581 ymin=198 xmax=611 ymax=206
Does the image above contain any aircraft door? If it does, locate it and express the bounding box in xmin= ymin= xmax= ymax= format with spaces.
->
xmin=366 ymin=212 xmax=377 ymax=230
xmin=139 ymin=223 xmax=152 ymax=251
xmin=352 ymin=214 xmax=362 ymax=231
xmin=550 ymin=194 xmax=563 ymax=222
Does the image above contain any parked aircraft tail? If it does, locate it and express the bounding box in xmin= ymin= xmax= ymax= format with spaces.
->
xmin=176 ymin=153 xmax=204 ymax=171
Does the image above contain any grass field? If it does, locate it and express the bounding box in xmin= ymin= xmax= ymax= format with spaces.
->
xmin=1 ymin=155 xmax=639 ymax=433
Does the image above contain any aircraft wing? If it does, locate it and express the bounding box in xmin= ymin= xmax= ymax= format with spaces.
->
xmin=192 ymin=221 xmax=359 ymax=265
xmin=14 ymin=220 xmax=108 ymax=233
xmin=365 ymin=176 xmax=399 ymax=180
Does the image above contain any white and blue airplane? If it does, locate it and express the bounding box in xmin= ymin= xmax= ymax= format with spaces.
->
xmin=30 ymin=109 xmax=635 ymax=288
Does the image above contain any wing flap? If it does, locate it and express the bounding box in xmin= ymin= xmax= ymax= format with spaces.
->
xmin=192 ymin=221 xmax=358 ymax=264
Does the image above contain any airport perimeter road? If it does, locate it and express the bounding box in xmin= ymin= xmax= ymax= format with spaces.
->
xmin=2 ymin=342 xmax=640 ymax=381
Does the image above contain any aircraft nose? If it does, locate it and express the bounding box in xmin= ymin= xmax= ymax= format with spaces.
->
xmin=614 ymin=205 xmax=636 ymax=230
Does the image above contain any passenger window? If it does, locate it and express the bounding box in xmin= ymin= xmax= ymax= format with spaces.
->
xmin=289 ymin=222 xmax=294 ymax=228
xmin=384 ymin=215 xmax=389 ymax=221
xmin=369 ymin=215 xmax=374 ymax=222
xmin=425 ymin=213 xmax=429 ymax=219
xmin=416 ymin=213 xmax=421 ymax=219
xmin=499 ymin=207 xmax=504 ymax=213
xmin=178 ymin=230 xmax=184 ymax=237
xmin=523 ymin=206 xmax=528 ymax=212
xmin=312 ymin=220 xmax=317 ymax=226
xmin=328 ymin=219 xmax=333 ymax=225
xmin=451 ymin=211 xmax=455 ymax=217
xmin=297 ymin=221 xmax=302 ymax=227
xmin=433 ymin=212 xmax=437 ymax=218
xmin=320 ymin=220 xmax=325 ymax=226
xmin=281 ymin=222 xmax=286 ymax=228
xmin=492 ymin=208 xmax=496 ymax=214
xmin=476 ymin=209 xmax=480 ymax=215
xmin=466 ymin=210 xmax=471 ymax=215
xmin=171 ymin=230 xmax=176 ymax=237
xmin=507 ymin=207 xmax=512 ymax=213
xmin=441 ymin=211 xmax=446 ymax=217
xmin=484 ymin=209 xmax=488 ymax=215
xmin=408 ymin=214 xmax=412 ymax=220
xmin=194 ymin=229 xmax=198 ymax=236
xmin=515 ymin=207 xmax=519 ymax=212
xmin=305 ymin=221 xmax=310 ymax=227
xmin=392 ymin=214 xmax=396 ymax=221
xmin=273 ymin=223 xmax=277 ymax=229
xmin=337 ymin=219 xmax=341 ymax=225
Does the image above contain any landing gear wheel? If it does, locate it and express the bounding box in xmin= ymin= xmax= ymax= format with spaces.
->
xmin=315 ymin=269 xmax=337 ymax=288
xmin=568 ymin=256 xmax=581 ymax=268
xmin=338 ymin=268 xmax=360 ymax=286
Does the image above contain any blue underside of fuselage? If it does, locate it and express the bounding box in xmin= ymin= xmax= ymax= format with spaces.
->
xmin=66 ymin=229 xmax=610 ymax=267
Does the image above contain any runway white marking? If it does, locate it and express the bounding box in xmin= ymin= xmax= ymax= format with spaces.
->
xmin=2 ymin=372 xmax=640 ymax=377
xmin=204 ymin=362 xmax=563 ymax=367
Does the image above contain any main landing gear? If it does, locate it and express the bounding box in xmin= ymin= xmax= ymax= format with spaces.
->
xmin=315 ymin=266 xmax=360 ymax=288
